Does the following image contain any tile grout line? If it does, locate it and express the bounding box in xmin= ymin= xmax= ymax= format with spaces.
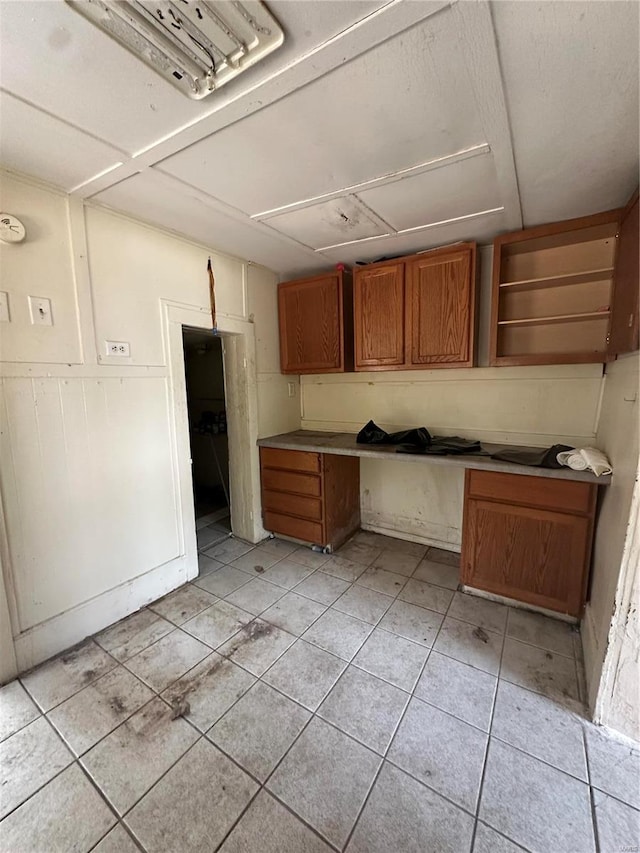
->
xmin=471 ymin=610 xmax=509 ymax=845
xmin=582 ymin=727 xmax=602 ymax=853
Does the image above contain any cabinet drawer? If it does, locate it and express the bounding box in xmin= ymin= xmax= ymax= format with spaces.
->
xmin=467 ymin=470 xmax=595 ymax=515
xmin=260 ymin=447 xmax=321 ymax=473
xmin=263 ymin=511 xmax=324 ymax=545
xmin=261 ymin=468 xmax=321 ymax=497
xmin=262 ymin=490 xmax=323 ymax=521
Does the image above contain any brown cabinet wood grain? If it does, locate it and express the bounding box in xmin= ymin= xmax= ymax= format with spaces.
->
xmin=406 ymin=245 xmax=476 ymax=367
xmin=353 ymin=244 xmax=476 ymax=371
xmin=260 ymin=448 xmax=360 ymax=549
xmin=461 ymin=470 xmax=597 ymax=617
xmin=354 ymin=263 xmax=405 ymax=368
xmin=278 ymin=270 xmax=353 ymax=374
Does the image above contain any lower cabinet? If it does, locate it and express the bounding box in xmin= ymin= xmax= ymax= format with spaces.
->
xmin=260 ymin=447 xmax=360 ymax=550
xmin=461 ymin=469 xmax=597 ymax=617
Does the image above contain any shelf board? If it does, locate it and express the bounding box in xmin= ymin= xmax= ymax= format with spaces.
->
xmin=498 ymin=311 xmax=611 ymax=328
xmin=499 ymin=268 xmax=614 ymax=293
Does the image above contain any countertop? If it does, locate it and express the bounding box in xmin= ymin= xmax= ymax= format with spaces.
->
xmin=257 ymin=430 xmax=611 ymax=485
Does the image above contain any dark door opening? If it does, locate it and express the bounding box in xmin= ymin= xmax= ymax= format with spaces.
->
xmin=182 ymin=328 xmax=230 ymax=533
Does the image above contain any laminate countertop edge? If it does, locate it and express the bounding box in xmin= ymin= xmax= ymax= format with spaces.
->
xmin=257 ymin=430 xmax=612 ymax=486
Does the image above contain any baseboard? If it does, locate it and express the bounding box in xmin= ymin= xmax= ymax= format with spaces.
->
xmin=360 ymin=512 xmax=460 ymax=552
xmin=13 ymin=554 xmax=192 ymax=674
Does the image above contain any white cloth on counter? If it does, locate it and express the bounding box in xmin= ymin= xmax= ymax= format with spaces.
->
xmin=556 ymin=447 xmax=612 ymax=477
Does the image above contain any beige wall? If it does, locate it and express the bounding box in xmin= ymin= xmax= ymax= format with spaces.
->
xmin=582 ymin=352 xmax=640 ymax=722
xmin=0 ymin=170 xmax=295 ymax=674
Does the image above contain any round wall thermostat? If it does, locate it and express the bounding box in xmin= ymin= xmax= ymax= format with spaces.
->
xmin=0 ymin=214 xmax=26 ymax=244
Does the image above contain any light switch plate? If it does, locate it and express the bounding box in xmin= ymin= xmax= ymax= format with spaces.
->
xmin=0 ymin=291 xmax=9 ymax=322
xmin=29 ymin=295 xmax=53 ymax=325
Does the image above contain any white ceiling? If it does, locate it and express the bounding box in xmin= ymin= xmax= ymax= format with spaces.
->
xmin=0 ymin=0 xmax=638 ymax=278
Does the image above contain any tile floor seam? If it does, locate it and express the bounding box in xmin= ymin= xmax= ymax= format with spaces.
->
xmin=253 ymin=787 xmax=342 ymax=853
xmin=503 ymin=633 xmax=577 ymax=661
xmin=382 ymin=754 xmax=481 ymax=822
xmin=582 ymin=726 xmax=603 ymax=853
xmin=474 ymin=819 xmax=532 ymax=852
xmin=486 ymin=730 xmax=593 ymax=786
xmin=338 ymin=658 xmax=423 ymax=850
xmin=237 ymin=673 xmax=396 ymax=846
xmin=473 ymin=612 xmax=508 ymax=824
xmin=0 ymin=748 xmax=74 ymax=824
xmin=46 ymin=689 xmax=160 ymax=760
xmin=0 ymin=710 xmax=44 ymax=745
xmin=254 ymin=587 xmax=331 ymax=638
xmin=117 ymin=735 xmax=207 ymax=826
xmin=1 ymin=716 xmax=122 ymax=830
xmin=87 ymin=820 xmax=143 ymax=853
xmin=589 ymin=784 xmax=640 ymax=814
xmin=18 ymin=641 xmax=123 ymax=715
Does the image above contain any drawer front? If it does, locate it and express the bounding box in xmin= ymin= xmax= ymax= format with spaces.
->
xmin=261 ymin=468 xmax=322 ymax=497
xmin=262 ymin=489 xmax=323 ymax=521
xmin=467 ymin=469 xmax=595 ymax=515
xmin=260 ymin=447 xmax=321 ymax=473
xmin=263 ymin=511 xmax=324 ymax=545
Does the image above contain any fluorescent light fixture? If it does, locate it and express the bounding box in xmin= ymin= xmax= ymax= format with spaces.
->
xmin=66 ymin=0 xmax=284 ymax=99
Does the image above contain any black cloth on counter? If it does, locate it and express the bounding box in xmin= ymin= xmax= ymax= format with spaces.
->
xmin=490 ymin=443 xmax=574 ymax=469
xmin=357 ymin=420 xmax=432 ymax=447
xmin=396 ymin=436 xmax=485 ymax=456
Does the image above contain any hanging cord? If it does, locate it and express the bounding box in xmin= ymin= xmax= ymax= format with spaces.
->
xmin=207 ymin=257 xmax=217 ymax=332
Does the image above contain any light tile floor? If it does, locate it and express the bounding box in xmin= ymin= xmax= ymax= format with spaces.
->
xmin=1 ymin=528 xmax=639 ymax=852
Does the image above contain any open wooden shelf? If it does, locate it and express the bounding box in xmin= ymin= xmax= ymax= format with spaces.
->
xmin=489 ymin=208 xmax=627 ymax=366
xmin=498 ymin=311 xmax=611 ymax=328
xmin=499 ymin=267 xmax=614 ymax=293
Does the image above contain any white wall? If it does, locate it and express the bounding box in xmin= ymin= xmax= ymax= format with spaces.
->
xmin=248 ymin=262 xmax=300 ymax=438
xmin=582 ymin=353 xmax=640 ymax=723
xmin=0 ymin=170 xmax=296 ymax=674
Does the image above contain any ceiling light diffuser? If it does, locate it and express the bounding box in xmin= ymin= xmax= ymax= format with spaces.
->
xmin=66 ymin=0 xmax=284 ymax=99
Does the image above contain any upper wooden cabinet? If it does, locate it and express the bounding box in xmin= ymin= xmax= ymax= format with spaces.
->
xmin=353 ymin=243 xmax=477 ymax=371
xmin=353 ymin=262 xmax=405 ymax=368
xmin=407 ymin=246 xmax=476 ymax=367
xmin=278 ymin=269 xmax=353 ymax=374
xmin=490 ymin=194 xmax=639 ymax=366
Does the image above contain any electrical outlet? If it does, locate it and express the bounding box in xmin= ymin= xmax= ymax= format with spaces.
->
xmin=105 ymin=340 xmax=131 ymax=357
xmin=28 ymin=295 xmax=53 ymax=326
xmin=287 ymin=382 xmax=296 ymax=398
xmin=0 ymin=291 xmax=9 ymax=323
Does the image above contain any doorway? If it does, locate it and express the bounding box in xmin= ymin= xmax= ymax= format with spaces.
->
xmin=182 ymin=328 xmax=231 ymax=538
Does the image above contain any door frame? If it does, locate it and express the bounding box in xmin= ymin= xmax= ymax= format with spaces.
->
xmin=163 ymin=300 xmax=266 ymax=581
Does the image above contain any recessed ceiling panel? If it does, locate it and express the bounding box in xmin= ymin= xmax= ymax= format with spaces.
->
xmin=265 ymin=196 xmax=389 ymax=249
xmin=357 ymin=152 xmax=502 ymax=231
xmin=493 ymin=1 xmax=639 ymax=225
xmin=91 ymin=169 xmax=317 ymax=270
xmin=160 ymin=8 xmax=485 ymax=213
xmin=0 ymin=92 xmax=124 ymax=191
xmin=305 ymin=208 xmax=507 ymax=274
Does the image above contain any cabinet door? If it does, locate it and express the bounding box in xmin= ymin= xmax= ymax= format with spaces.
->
xmin=407 ymin=246 xmax=475 ymax=366
xmin=354 ymin=263 xmax=405 ymax=369
xmin=461 ymin=497 xmax=591 ymax=616
xmin=608 ymin=189 xmax=639 ymax=356
xmin=278 ymin=273 xmax=345 ymax=374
